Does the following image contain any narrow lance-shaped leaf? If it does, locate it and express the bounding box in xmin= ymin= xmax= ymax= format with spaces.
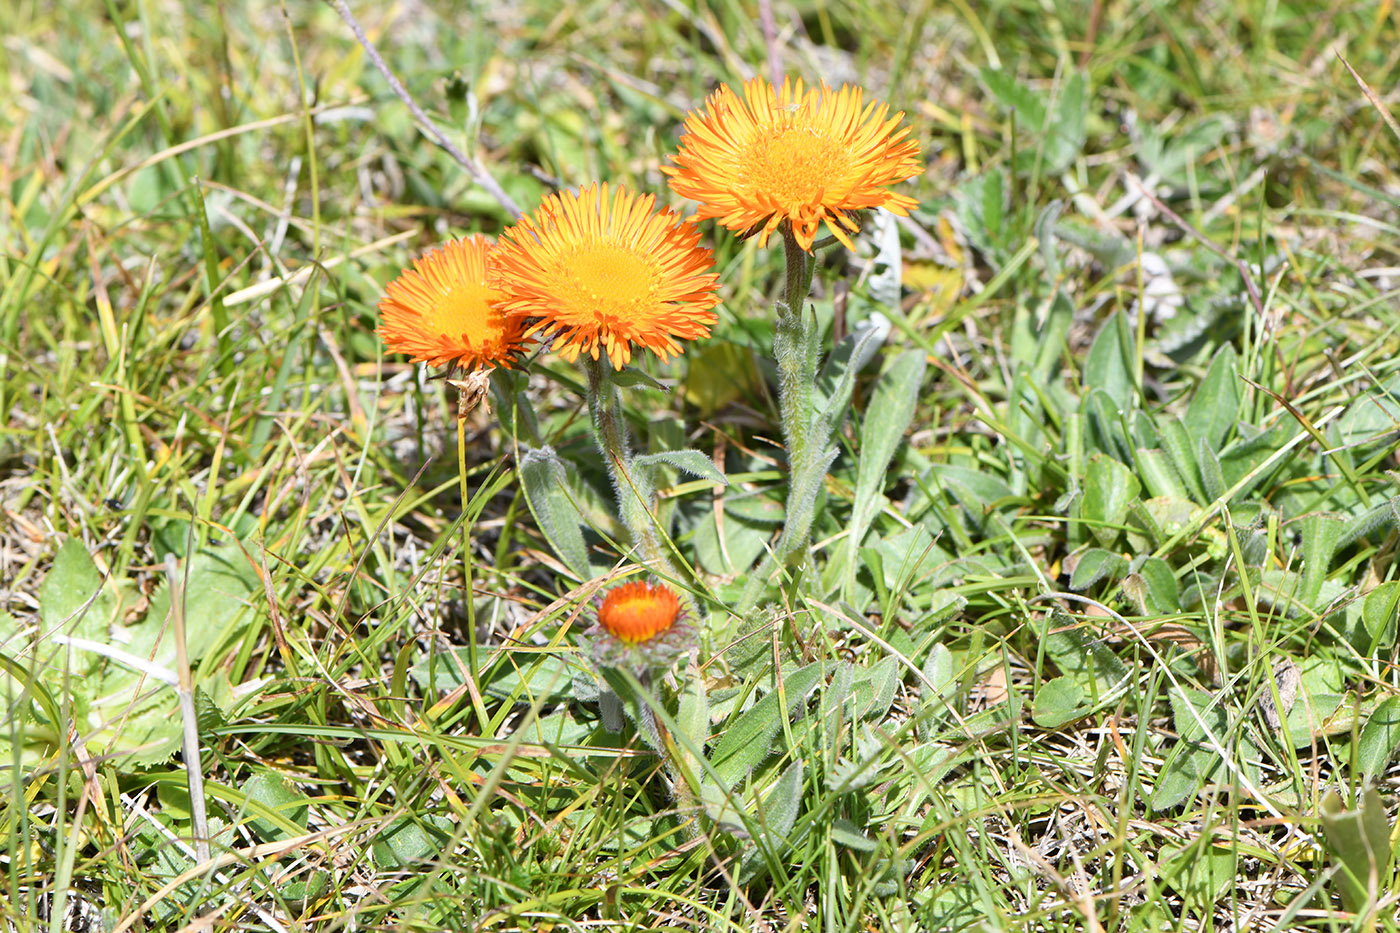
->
xmin=519 ymin=446 xmax=593 ymax=581
xmin=838 ymin=349 xmax=927 ymax=598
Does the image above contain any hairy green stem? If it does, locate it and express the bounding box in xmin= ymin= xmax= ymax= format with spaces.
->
xmin=585 ymin=358 xmax=667 ymax=571
xmin=739 ymin=229 xmax=822 ymax=610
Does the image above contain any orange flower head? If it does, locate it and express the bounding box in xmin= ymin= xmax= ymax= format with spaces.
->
xmin=597 ymin=581 xmax=681 ymax=645
xmin=664 ymin=77 xmax=922 ymax=251
xmin=587 ymin=579 xmax=694 ymax=672
xmin=377 ymin=235 xmax=528 ymax=370
xmin=494 ymin=183 xmax=721 ymax=370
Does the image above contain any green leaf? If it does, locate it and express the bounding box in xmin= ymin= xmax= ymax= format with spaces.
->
xmin=691 ymin=509 xmax=770 ymax=576
xmin=1299 ymin=513 xmax=1344 ymax=610
xmin=851 ymin=655 xmax=900 ymax=722
xmin=1184 ymin=345 xmax=1241 ymax=451
xmin=370 ymin=815 xmax=455 ymax=868
xmin=838 ymin=349 xmax=927 ymax=597
xmin=1153 ymin=687 xmax=1261 ymax=812
xmin=518 ymin=446 xmax=593 ymax=581
xmin=816 ymin=315 xmax=888 ymax=427
xmin=1082 ymin=310 xmax=1135 ymax=412
xmin=1135 ymin=448 xmax=1190 ymax=500
xmin=759 ymin=761 xmax=803 ymax=842
xmin=1160 ymin=419 xmax=1207 ymax=503
xmin=1360 ymin=582 xmax=1400 ymax=654
xmin=609 ymin=367 xmax=666 ymax=390
xmin=1123 ymin=557 xmax=1181 ymax=614
xmin=1084 ymin=389 xmax=1133 ymax=464
xmin=39 ymin=537 xmax=116 ymax=653
xmin=1036 ymin=613 xmax=1130 ymax=701
xmin=1068 ymin=548 xmax=1127 ymax=592
xmin=1043 ymin=71 xmax=1087 ymax=174
xmin=1320 ymin=788 xmax=1393 ymax=915
xmin=675 ymin=668 xmax=710 ymax=777
xmin=1333 ymin=373 xmax=1400 ymax=449
xmin=1197 ymin=439 xmax=1226 ymax=501
xmin=1357 ymin=696 xmax=1400 ymax=782
xmin=137 ymin=545 xmax=260 ymax=666
xmin=1080 ymin=453 xmax=1140 ymax=547
xmin=1032 ymin=675 xmax=1085 ymax=729
xmin=710 ymin=663 xmax=822 ymax=790
xmin=829 ymin=818 xmax=878 ymax=852
xmin=243 ymin=771 xmax=310 ymax=841
xmin=631 ymin=449 xmax=727 ymax=486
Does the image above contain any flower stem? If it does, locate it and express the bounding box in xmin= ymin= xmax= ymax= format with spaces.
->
xmin=455 ymin=381 xmax=489 ymax=729
xmin=740 ymin=229 xmax=822 ymax=608
xmin=584 ymin=358 xmax=667 ymax=571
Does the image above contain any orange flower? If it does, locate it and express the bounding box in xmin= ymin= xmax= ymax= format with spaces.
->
xmin=377 ymin=235 xmax=528 ymax=370
xmin=665 ymin=77 xmax=922 ymax=251
xmin=494 ymin=183 xmax=720 ymax=370
xmin=587 ymin=579 xmax=693 ymax=672
xmin=597 ymin=581 xmax=682 ymax=645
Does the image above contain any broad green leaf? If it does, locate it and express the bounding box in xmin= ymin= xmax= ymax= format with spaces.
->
xmin=137 ymin=545 xmax=260 ymax=666
xmin=1360 ymin=582 xmax=1400 ymax=654
xmin=816 ymin=315 xmax=888 ymax=426
xmin=759 ymin=761 xmax=803 ymax=842
xmin=1082 ymin=310 xmax=1135 ymax=412
xmin=609 ymin=367 xmax=666 ymax=390
xmin=1160 ymin=419 xmax=1207 ymax=503
xmin=918 ymin=643 xmax=957 ymax=735
xmin=1084 ymin=388 xmax=1133 ymax=463
xmin=851 ymin=656 xmax=900 ymax=722
xmin=243 ymin=771 xmax=310 ymax=841
xmin=1357 ymin=696 xmax=1400 ymax=782
xmin=1197 ymin=439 xmax=1226 ymax=501
xmin=1184 ymin=345 xmax=1241 ymax=451
xmin=370 ymin=815 xmax=455 ymax=868
xmin=39 ymin=537 xmax=116 ymax=654
xmin=1080 ymin=453 xmax=1140 ymax=547
xmin=829 ymin=817 xmax=878 ymax=852
xmin=1299 ymin=513 xmax=1344 ymax=610
xmin=710 ymin=662 xmax=822 ymax=790
xmin=691 ymin=509 xmax=770 ymax=577
xmin=1068 ymin=547 xmax=1127 ymax=592
xmin=1124 ymin=557 xmax=1180 ymax=614
xmin=1333 ymin=374 xmax=1400 ymax=449
xmin=821 ymin=662 xmax=855 ymax=746
xmin=675 ymin=668 xmax=710 ymax=778
xmin=1043 ymin=71 xmax=1087 ymax=174
xmin=1135 ymin=448 xmax=1190 ymax=500
xmin=838 ymin=349 xmax=927 ymax=597
xmin=1032 ymin=675 xmax=1084 ymax=729
xmin=1337 ymin=496 xmax=1400 ymax=553
xmin=1036 ymin=613 xmax=1130 ymax=701
xmin=518 ymin=446 xmax=593 ymax=581
xmin=1153 ymin=686 xmax=1261 ymax=812
xmin=631 ymin=449 xmax=727 ymax=486
xmin=1320 ymin=788 xmax=1393 ymax=915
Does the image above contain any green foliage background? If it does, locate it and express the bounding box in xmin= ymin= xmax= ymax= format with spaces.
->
xmin=4 ymin=0 xmax=1400 ymax=929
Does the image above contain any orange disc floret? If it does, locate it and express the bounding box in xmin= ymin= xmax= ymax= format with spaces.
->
xmin=377 ymin=235 xmax=529 ymax=370
xmin=597 ymin=581 xmax=682 ymax=645
xmin=494 ymin=183 xmax=721 ymax=370
xmin=664 ymin=76 xmax=922 ymax=251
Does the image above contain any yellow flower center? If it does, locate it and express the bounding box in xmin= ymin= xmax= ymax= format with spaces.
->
xmin=560 ymin=243 xmax=661 ymax=328
xmin=425 ymin=281 xmax=509 ymax=351
xmin=743 ymin=128 xmax=848 ymax=207
xmin=598 ymin=581 xmax=681 ymax=645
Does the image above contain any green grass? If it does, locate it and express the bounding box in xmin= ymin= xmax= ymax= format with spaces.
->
xmin=4 ymin=0 xmax=1400 ymax=930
